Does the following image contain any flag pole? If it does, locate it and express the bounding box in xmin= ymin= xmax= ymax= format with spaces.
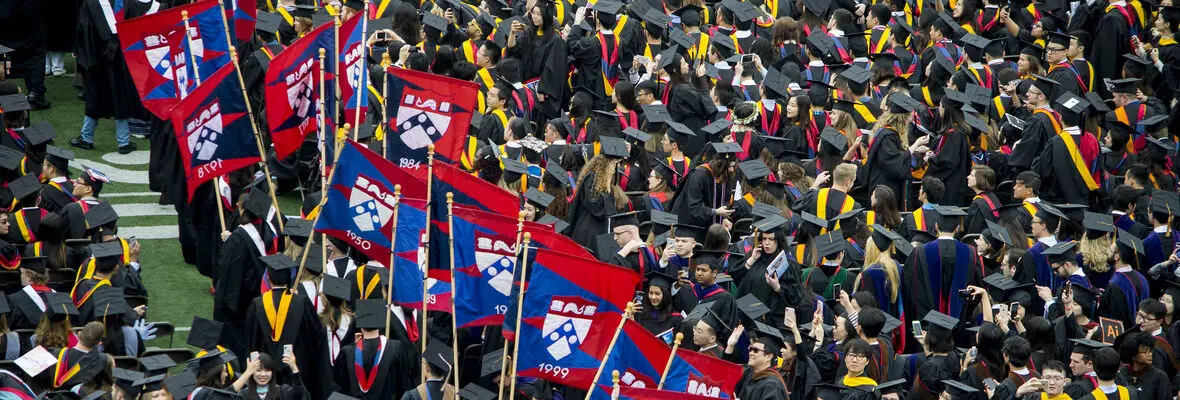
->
xmin=497 ymin=209 xmax=525 ymax=399
xmin=420 ymin=144 xmax=436 ymax=384
xmin=507 ymin=232 xmax=533 ymax=400
xmin=351 ymin=1 xmax=369 ymax=140
xmin=611 ymin=371 xmax=621 ymax=400
xmin=656 ymin=333 xmax=685 ymax=389
xmin=334 ymin=14 xmax=343 ymax=124
xmin=219 ymin=0 xmax=285 ymax=231
xmin=295 ymin=143 xmax=346 ymax=282
xmin=182 ymin=10 xmax=229 ymax=238
xmin=379 ymin=53 xmax=390 ymax=159
xmin=318 ymin=48 xmax=329 ymax=195
xmin=446 ymin=192 xmax=461 ymax=392
xmin=584 ymin=303 xmax=636 ymax=400
xmin=384 ymin=185 xmax=402 ymax=336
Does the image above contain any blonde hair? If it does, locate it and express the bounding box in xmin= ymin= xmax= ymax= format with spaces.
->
xmin=35 ymin=318 xmax=72 ymax=350
xmin=871 ymin=112 xmax=914 ymax=150
xmin=862 ymin=243 xmax=901 ymax=303
xmin=578 ymin=155 xmax=628 ymax=207
xmin=833 ymin=163 xmax=858 ymax=186
xmin=1080 ymin=234 xmax=1113 ymax=273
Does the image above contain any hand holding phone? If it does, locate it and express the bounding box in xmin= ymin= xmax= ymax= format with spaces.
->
xmin=911 ymin=321 xmax=924 ymax=338
xmin=283 ymin=344 xmax=294 ymax=358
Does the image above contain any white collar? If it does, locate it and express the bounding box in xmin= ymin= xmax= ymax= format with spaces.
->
xmin=1098 ymin=384 xmax=1118 ymax=393
xmin=1012 ymin=368 xmax=1030 ymax=375
xmin=1155 ymin=225 xmax=1170 ymax=233
xmin=809 ymin=60 xmax=825 ymax=66
xmin=1071 ymin=268 xmax=1086 ymax=277
xmin=714 ymin=61 xmax=731 ymax=70
xmin=700 ymin=344 xmax=718 ymax=351
xmin=830 ymin=29 xmax=845 ymax=36
xmin=1117 ymin=266 xmax=1134 ymax=272
xmin=50 ymin=176 xmax=67 ymax=183
xmin=1064 ymin=126 xmax=1081 ymax=135
xmin=740 ymin=79 xmax=756 ymax=86
xmin=763 ymin=101 xmax=775 ymax=110
xmin=599 ymin=29 xmax=614 ymax=35
xmin=1026 ymin=197 xmax=1042 ymax=203
xmin=552 ymin=139 xmax=567 ymax=145
xmin=1113 ymin=210 xmax=1127 ymax=215
xmin=1153 ymin=328 xmax=1164 ymax=336
xmin=1038 ymin=236 xmax=1058 ymax=246
xmin=969 ymin=62 xmax=984 ymax=69
xmin=735 ymin=30 xmax=752 ymax=38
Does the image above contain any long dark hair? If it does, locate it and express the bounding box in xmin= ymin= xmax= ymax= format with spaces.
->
xmin=872 ymin=185 xmax=902 ymax=229
xmin=37 ymin=214 xmax=70 ymax=270
xmin=977 ymin=323 xmax=1009 ymax=379
xmin=527 ymin=2 xmax=558 ymax=39
xmin=389 ymin=2 xmax=422 ymax=46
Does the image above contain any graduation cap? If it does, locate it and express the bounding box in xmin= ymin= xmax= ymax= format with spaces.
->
xmin=959 ymin=33 xmax=992 ymax=52
xmin=1055 ymin=92 xmax=1090 ymax=124
xmin=44 ymin=145 xmax=73 ymax=172
xmin=311 ymin=8 xmax=334 ymax=26
xmin=316 ymin=275 xmax=349 ymax=302
xmin=941 ymin=89 xmax=970 ymax=109
xmin=7 ymin=175 xmax=40 ymax=204
xmin=710 ymin=142 xmax=742 ymax=157
xmin=799 ymin=212 xmax=829 ymax=231
xmin=963 ymin=112 xmax=990 ymax=134
xmin=1044 ymin=30 xmax=1072 ymax=48
xmin=44 ymin=292 xmax=78 ymax=322
xmin=1019 ymin=42 xmax=1045 ymax=60
xmin=92 ymin=287 xmax=130 ymax=318
xmin=622 ymin=128 xmax=652 ymax=144
xmin=545 ymin=162 xmax=569 ymax=188
xmin=1122 ymin=54 xmax=1152 ymax=77
xmin=83 ymin=203 xmax=119 ymax=237
xmin=524 ymin=188 xmax=555 ymax=210
xmin=1042 ymin=241 xmax=1079 ymax=264
xmin=650 ymin=210 xmax=678 ymax=229
xmin=256 ymin=11 xmax=282 ymax=33
xmin=645 ymin=270 xmax=679 ymax=291
xmin=805 ymin=32 xmax=836 ymax=57
xmin=736 ymin=294 xmax=771 ymax=328
xmin=751 ymin=321 xmax=786 ymax=355
xmin=800 ymin=0 xmax=831 ymax=17
xmin=983 ymin=220 xmax=1016 ymax=248
xmin=537 ymin=214 xmax=570 ymax=234
xmin=1106 ymin=78 xmax=1140 ymax=94
xmin=1140 ymin=114 xmax=1169 ymax=132
xmin=114 ymin=368 xmax=146 ymax=396
xmin=1085 ymin=92 xmax=1111 ymax=114
xmin=243 ymin=187 xmax=273 ymax=218
xmin=887 ymin=93 xmax=922 ymax=114
xmin=1151 ymin=191 xmax=1180 ymax=216
xmin=1146 ymin=136 xmax=1177 ymax=156
xmin=608 ymin=211 xmax=641 ymax=230
xmin=942 ymin=380 xmax=980 ymax=397
xmin=260 ymin=253 xmax=298 ymax=277
xmin=0 ymin=95 xmax=29 ymax=113
xmin=89 ymin=241 xmax=124 ymax=264
xmin=819 ymin=127 xmax=847 ymax=152
xmin=163 ymin=371 xmax=198 ymax=400
xmin=814 ymin=231 xmax=845 ymax=260
xmin=1069 ymin=338 xmax=1110 ymax=356
xmin=131 ymin=374 xmax=166 ymax=395
xmin=700 ymin=119 xmax=733 ymax=138
xmin=739 ymin=160 xmax=771 ymax=182
xmin=982 ymin=273 xmax=1034 ymax=295
xmin=709 ymin=32 xmax=736 ymax=54
xmin=194 ymin=349 xmax=236 ymax=374
xmin=599 ymin=136 xmax=628 ymax=159
xmin=692 ymin=250 xmax=731 ymax=270
xmin=753 ymin=214 xmax=789 ymax=234
xmin=1036 ymin=201 xmax=1069 ymax=221
xmin=22 ymin=121 xmax=57 ymax=146
xmin=458 ymin=384 xmax=497 ymax=400
xmin=839 ymin=65 xmax=872 ymax=86
xmin=354 ymin=299 xmax=387 ymax=329
xmin=1082 ymin=211 xmax=1115 ymax=234
xmin=187 ymin=316 xmax=224 ymax=350
xmin=698 ymin=306 xmax=731 ymax=337
xmin=640 ymin=7 xmax=671 ymax=26
xmin=761 ymin=68 xmax=792 ymax=99
xmin=921 ymin=310 xmax=959 ymax=337
xmin=282 ymin=218 xmax=313 ymax=247
xmin=19 ymin=256 xmax=44 ymax=274
xmin=1115 ymin=228 xmax=1145 ymax=255
xmin=425 ymin=339 xmax=454 ymax=376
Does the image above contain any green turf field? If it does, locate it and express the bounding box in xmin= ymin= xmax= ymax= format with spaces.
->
xmin=14 ymin=56 xmax=305 ymax=350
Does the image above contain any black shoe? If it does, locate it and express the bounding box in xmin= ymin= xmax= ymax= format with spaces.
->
xmin=69 ymin=136 xmax=94 ymax=150
xmin=27 ymin=93 xmax=50 ymax=110
xmin=118 ymin=142 xmax=138 ymax=154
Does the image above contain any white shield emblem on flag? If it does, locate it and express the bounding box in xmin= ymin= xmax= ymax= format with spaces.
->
xmin=348 ymin=176 xmax=395 ymax=232
xmin=187 ymin=101 xmax=222 ymax=162
xmin=286 ymin=63 xmax=315 ymax=120
xmin=396 ymin=94 xmax=452 ymax=149
xmin=541 ymin=296 xmax=597 ymax=360
xmin=475 ymin=236 xmax=514 ymax=296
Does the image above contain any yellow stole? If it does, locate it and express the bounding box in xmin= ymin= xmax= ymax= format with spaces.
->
xmin=842 ymin=374 xmax=878 ymax=388
xmin=262 ymin=290 xmax=294 ymax=342
xmin=52 ymin=349 xmax=80 ymax=388
xmin=1089 ymin=387 xmax=1129 ymax=400
xmin=356 ymin=268 xmax=382 ymax=299
xmin=1054 ymin=128 xmax=1100 ymax=190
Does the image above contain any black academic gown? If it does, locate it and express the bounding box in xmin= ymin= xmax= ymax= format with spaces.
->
xmin=1007 ymin=109 xmax=1057 ymax=172
xmin=565 ymin=171 xmax=621 ymax=251
xmin=245 ymin=290 xmax=329 ymax=400
xmin=60 ymin=199 xmax=104 ymax=240
xmin=6 ymin=286 xmax=48 ymax=330
xmin=37 ymin=179 xmax=74 ymax=214
xmin=669 ymin=165 xmax=728 ymax=228
xmin=736 ymin=367 xmax=789 ymax=400
xmin=1120 ymin=366 xmax=1171 ymax=400
xmin=1076 ymin=386 xmax=1140 ymax=400
xmin=75 ymin=0 xmax=149 ymax=120
xmin=901 ymin=239 xmax=981 ymax=353
xmin=213 ymin=224 xmax=267 ymax=359
xmin=1034 ymin=132 xmax=1093 ymax=205
xmin=504 ymin=31 xmax=566 ymax=121
xmin=1088 ymin=7 xmax=1134 ymax=98
xmin=925 ymin=129 xmax=972 ymax=206
xmin=859 ymin=127 xmax=911 ymax=210
xmin=567 ymin=28 xmax=624 ymax=108
xmin=333 ymin=337 xmax=419 ymax=400
xmin=1046 ymin=62 xmax=1084 ymax=102
xmin=964 ymin=192 xmax=1001 ymax=235
xmin=666 ymin=83 xmax=716 ymax=158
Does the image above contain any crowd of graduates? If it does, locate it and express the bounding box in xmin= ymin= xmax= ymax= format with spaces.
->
xmin=3 ymin=0 xmax=1180 ymax=392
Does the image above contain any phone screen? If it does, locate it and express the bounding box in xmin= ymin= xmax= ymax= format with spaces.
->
xmin=983 ymin=378 xmax=998 ymax=390
xmin=911 ymin=321 xmax=924 ymax=336
xmin=833 ymin=284 xmax=841 ymax=295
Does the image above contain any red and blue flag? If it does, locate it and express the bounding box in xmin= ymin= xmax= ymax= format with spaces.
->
xmin=661 ymin=348 xmax=743 ymax=398
xmin=313 ymin=139 xmax=426 ymax=261
xmin=383 ymin=67 xmax=479 ymax=169
xmin=387 ymin=198 xmax=451 ymax=312
xmin=586 ymin=315 xmax=675 ymax=399
xmin=446 ymin=205 xmax=522 ymax=327
xmin=338 ymin=12 xmax=369 ymax=127
xmin=222 ymin=0 xmax=258 ymax=43
xmin=265 ymin=21 xmax=337 ymax=160
xmin=117 ymin=0 xmax=231 ymax=119
xmin=505 ymin=249 xmax=641 ymax=388
xmin=418 ymin=160 xmax=520 ymax=218
xmin=170 ymin=64 xmax=260 ymax=201
xmin=613 ymin=387 xmax=735 ymax=400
